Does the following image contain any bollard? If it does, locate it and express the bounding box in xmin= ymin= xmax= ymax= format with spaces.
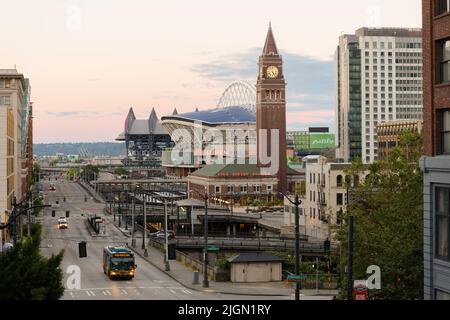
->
xmin=193 ymin=271 xmax=200 ymax=285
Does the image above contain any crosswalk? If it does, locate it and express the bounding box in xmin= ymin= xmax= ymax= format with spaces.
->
xmin=64 ymin=286 xmax=193 ymax=299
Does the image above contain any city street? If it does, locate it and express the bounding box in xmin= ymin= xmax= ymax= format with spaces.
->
xmin=38 ymin=177 xmax=315 ymax=300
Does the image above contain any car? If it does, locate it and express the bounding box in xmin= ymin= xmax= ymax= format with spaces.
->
xmin=58 ymin=217 xmax=68 ymax=229
xmin=150 ymin=230 xmax=175 ymax=239
xmin=49 ymin=184 xmax=56 ymax=191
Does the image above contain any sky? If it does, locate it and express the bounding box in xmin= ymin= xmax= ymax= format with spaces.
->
xmin=0 ymin=0 xmax=422 ymax=143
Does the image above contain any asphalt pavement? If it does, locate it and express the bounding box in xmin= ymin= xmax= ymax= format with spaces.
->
xmin=37 ymin=178 xmax=301 ymax=300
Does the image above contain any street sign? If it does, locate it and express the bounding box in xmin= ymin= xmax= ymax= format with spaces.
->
xmin=207 ymin=246 xmax=220 ymax=252
xmin=288 ymin=275 xmax=306 ymax=282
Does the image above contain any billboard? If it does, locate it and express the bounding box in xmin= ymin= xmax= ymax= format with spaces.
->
xmin=309 ymin=134 xmax=335 ymax=149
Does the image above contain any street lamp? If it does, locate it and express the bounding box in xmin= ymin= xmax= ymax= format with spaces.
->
xmin=164 ymin=198 xmax=170 ymax=271
xmin=142 ymin=195 xmax=148 ymax=257
xmin=279 ymin=191 xmax=302 ymax=302
xmin=189 ymin=187 xmax=210 ymax=288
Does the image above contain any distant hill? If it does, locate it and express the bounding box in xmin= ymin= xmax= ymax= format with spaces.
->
xmin=33 ymin=142 xmax=126 ymax=157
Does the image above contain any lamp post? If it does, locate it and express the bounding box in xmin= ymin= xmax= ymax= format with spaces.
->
xmin=203 ymin=187 xmax=209 ymax=288
xmin=143 ymin=196 xmax=148 ymax=257
xmin=164 ymin=198 xmax=170 ymax=271
xmin=131 ymin=197 xmax=136 ymax=247
xmin=279 ymin=191 xmax=302 ymax=301
xmin=188 ymin=187 xmax=210 ymax=288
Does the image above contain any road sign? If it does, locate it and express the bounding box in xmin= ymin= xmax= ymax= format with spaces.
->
xmin=208 ymin=246 xmax=220 ymax=252
xmin=288 ymin=275 xmax=306 ymax=282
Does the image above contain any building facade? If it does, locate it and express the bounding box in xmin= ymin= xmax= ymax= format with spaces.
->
xmin=284 ymin=156 xmax=366 ymax=240
xmin=335 ymin=28 xmax=423 ymax=164
xmin=377 ymin=120 xmax=423 ymax=159
xmin=0 ymin=69 xmax=32 ymax=245
xmin=421 ymin=0 xmax=450 ymax=301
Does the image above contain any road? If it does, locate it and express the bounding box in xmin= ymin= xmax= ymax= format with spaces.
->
xmin=38 ymin=177 xmax=324 ymax=300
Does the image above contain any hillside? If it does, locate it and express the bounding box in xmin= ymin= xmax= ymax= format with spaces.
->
xmin=33 ymin=142 xmax=126 ymax=157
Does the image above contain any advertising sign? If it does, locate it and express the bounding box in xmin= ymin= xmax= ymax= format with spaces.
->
xmin=309 ymin=134 xmax=335 ymax=149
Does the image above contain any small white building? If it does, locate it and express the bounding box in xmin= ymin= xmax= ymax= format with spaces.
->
xmin=228 ymin=253 xmax=283 ymax=283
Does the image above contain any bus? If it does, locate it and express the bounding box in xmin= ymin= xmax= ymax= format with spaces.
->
xmin=103 ymin=246 xmax=137 ymax=280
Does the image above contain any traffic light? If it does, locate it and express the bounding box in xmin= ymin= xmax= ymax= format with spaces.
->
xmin=78 ymin=241 xmax=87 ymax=258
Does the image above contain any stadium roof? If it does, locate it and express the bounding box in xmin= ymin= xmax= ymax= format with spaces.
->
xmin=161 ymin=106 xmax=256 ymax=126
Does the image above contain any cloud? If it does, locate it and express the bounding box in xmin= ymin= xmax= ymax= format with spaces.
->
xmin=46 ymin=111 xmax=99 ymax=118
xmin=191 ymin=48 xmax=334 ymax=129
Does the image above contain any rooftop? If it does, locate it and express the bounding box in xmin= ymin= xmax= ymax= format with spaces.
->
xmin=161 ymin=106 xmax=256 ymax=126
xmin=228 ymin=252 xmax=284 ymax=263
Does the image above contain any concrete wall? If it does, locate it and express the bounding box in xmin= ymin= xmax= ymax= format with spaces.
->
xmin=231 ymin=262 xmax=282 ymax=283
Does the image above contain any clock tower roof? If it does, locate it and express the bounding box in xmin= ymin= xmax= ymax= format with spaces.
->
xmin=263 ymin=22 xmax=278 ymax=55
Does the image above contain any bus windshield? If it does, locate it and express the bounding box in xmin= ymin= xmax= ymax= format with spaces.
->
xmin=111 ymin=257 xmax=134 ymax=270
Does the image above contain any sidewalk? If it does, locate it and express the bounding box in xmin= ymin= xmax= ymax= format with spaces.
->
xmin=112 ymin=222 xmax=337 ymax=297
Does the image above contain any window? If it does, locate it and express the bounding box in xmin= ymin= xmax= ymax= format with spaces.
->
xmin=0 ymin=95 xmax=11 ymax=105
xmin=240 ymin=185 xmax=247 ymax=193
xmin=215 ymin=186 xmax=221 ymax=194
xmin=267 ymin=185 xmax=272 ymax=193
xmin=227 ymin=185 xmax=234 ymax=193
xmin=337 ymin=175 xmax=343 ymax=187
xmin=442 ymin=110 xmax=450 ymax=154
xmin=337 ymin=193 xmax=344 ymax=206
xmin=436 ymin=289 xmax=450 ymax=301
xmin=254 ymin=185 xmax=260 ymax=193
xmin=440 ymin=40 xmax=450 ymax=83
xmin=436 ymin=187 xmax=450 ymax=261
xmin=438 ymin=0 xmax=450 ymax=15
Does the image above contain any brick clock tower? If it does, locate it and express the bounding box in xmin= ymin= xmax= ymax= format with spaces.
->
xmin=256 ymin=23 xmax=287 ymax=192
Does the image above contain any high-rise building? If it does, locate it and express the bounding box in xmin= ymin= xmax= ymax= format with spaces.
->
xmin=256 ymin=23 xmax=287 ymax=191
xmin=421 ymin=0 xmax=450 ymax=301
xmin=335 ymin=28 xmax=423 ymax=163
xmin=0 ymin=69 xmax=32 ymax=244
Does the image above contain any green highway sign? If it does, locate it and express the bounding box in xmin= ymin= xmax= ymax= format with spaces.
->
xmin=208 ymin=246 xmax=220 ymax=252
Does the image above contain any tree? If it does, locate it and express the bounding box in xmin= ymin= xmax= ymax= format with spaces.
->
xmin=335 ymin=132 xmax=423 ymax=300
xmin=114 ymin=167 xmax=128 ymax=176
xmin=67 ymin=167 xmax=80 ymax=181
xmin=81 ymin=165 xmax=99 ymax=182
xmin=0 ymin=223 xmax=65 ymax=300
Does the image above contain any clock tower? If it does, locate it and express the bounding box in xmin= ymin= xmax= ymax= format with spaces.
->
xmin=256 ymin=23 xmax=287 ymax=192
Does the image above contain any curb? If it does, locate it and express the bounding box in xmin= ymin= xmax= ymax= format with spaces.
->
xmin=129 ymin=245 xmax=291 ymax=297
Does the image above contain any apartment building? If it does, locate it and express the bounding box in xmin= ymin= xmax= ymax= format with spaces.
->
xmin=421 ymin=0 xmax=450 ymax=300
xmin=284 ymin=156 xmax=366 ymax=240
xmin=0 ymin=69 xmax=32 ymax=245
xmin=335 ymin=28 xmax=423 ymax=163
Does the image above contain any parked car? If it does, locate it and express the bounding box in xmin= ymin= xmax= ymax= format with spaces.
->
xmin=150 ymin=230 xmax=175 ymax=239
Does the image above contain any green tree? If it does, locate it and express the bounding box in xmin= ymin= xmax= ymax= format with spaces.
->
xmin=0 ymin=223 xmax=65 ymax=300
xmin=335 ymin=132 xmax=423 ymax=300
xmin=114 ymin=167 xmax=128 ymax=176
xmin=67 ymin=167 xmax=80 ymax=181
xmin=81 ymin=165 xmax=99 ymax=182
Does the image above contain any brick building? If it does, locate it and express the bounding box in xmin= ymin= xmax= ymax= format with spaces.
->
xmin=421 ymin=0 xmax=450 ymax=300
xmin=377 ymin=120 xmax=423 ymax=159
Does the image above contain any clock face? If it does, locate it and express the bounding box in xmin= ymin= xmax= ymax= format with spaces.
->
xmin=266 ymin=66 xmax=279 ymax=78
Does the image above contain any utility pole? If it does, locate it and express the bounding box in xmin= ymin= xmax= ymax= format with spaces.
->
xmin=347 ymin=215 xmax=354 ymax=300
xmin=316 ymin=257 xmax=319 ymax=294
xmin=131 ymin=197 xmax=136 ymax=247
xmin=164 ymin=199 xmax=170 ymax=271
xmin=294 ymin=194 xmax=301 ymax=301
xmin=28 ymin=191 xmax=32 ymax=236
xmin=12 ymin=197 xmax=17 ymax=245
xmin=203 ymin=189 xmax=209 ymax=288
xmin=143 ymin=195 xmax=148 ymax=257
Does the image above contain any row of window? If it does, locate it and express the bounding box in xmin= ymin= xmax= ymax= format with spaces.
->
xmin=437 ymin=0 xmax=450 ymax=15
xmin=439 ymin=40 xmax=450 ymax=83
xmin=215 ymin=185 xmax=271 ymax=194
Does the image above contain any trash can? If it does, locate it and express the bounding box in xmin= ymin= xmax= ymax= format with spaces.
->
xmin=193 ymin=271 xmax=200 ymax=285
xmin=168 ymin=243 xmax=176 ymax=260
xmin=78 ymin=241 xmax=87 ymax=258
